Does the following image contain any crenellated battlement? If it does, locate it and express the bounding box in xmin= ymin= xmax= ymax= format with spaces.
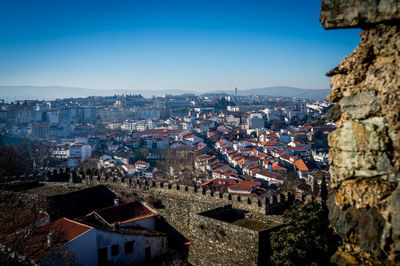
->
xmin=65 ymin=168 xmax=301 ymax=215
xmin=1 ymin=167 xmax=310 ymax=215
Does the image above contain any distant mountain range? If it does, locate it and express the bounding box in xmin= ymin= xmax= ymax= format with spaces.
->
xmin=0 ymin=85 xmax=330 ymax=101
xmin=209 ymin=86 xmax=331 ymax=99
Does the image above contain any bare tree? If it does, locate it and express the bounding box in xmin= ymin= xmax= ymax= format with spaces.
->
xmin=78 ymin=158 xmax=99 ymax=169
xmin=0 ymin=191 xmax=75 ymax=265
xmin=0 ymin=145 xmax=22 ymax=180
xmin=18 ymin=142 xmax=52 ymax=175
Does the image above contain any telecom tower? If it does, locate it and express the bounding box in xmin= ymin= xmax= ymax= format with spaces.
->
xmin=235 ymin=87 xmax=238 ymax=102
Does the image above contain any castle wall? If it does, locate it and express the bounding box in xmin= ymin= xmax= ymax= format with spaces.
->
xmin=188 ymin=214 xmax=261 ymax=266
xmin=79 ymin=177 xmax=287 ymax=265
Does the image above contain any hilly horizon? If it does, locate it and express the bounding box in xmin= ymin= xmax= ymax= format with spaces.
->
xmin=237 ymin=86 xmax=330 ymax=99
xmin=208 ymin=86 xmax=330 ymax=99
xmin=0 ymin=85 xmax=330 ymax=101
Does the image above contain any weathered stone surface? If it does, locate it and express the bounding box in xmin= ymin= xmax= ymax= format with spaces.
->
xmin=320 ymin=0 xmax=400 ymax=29
xmin=391 ymin=184 xmax=400 ymax=238
xmin=331 ymin=250 xmax=359 ymax=265
xmin=323 ymin=103 xmax=342 ymax=122
xmin=329 ymin=118 xmax=389 ymax=152
xmin=341 ymin=91 xmax=381 ymax=119
xmin=329 ymin=200 xmax=385 ymax=255
xmin=329 ymin=198 xmax=358 ymax=237
xmin=334 ymin=179 xmax=396 ymax=211
xmin=322 ymin=3 xmax=400 ymax=263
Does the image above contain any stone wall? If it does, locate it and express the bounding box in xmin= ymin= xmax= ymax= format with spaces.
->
xmin=189 ymin=213 xmax=261 ymax=266
xmin=321 ymin=1 xmax=400 ymax=264
xmin=85 ymin=177 xmax=287 ymax=265
xmin=76 ymin=175 xmax=295 ymax=216
xmin=3 ymin=170 xmax=294 ymax=265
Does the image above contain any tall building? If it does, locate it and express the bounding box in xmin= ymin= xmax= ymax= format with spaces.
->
xmin=31 ymin=122 xmax=50 ymax=140
xmin=235 ymin=87 xmax=238 ymax=102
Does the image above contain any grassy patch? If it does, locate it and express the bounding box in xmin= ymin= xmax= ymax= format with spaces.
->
xmin=25 ymin=184 xmax=81 ymax=196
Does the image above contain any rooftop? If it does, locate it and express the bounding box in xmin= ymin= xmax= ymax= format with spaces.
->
xmin=94 ymin=201 xmax=157 ymax=225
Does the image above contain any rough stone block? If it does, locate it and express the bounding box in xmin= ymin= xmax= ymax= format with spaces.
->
xmin=391 ymin=184 xmax=400 ymax=238
xmin=320 ymin=0 xmax=400 ymax=29
xmin=340 ymin=91 xmax=381 ymax=119
xmin=329 ymin=118 xmax=389 ymax=153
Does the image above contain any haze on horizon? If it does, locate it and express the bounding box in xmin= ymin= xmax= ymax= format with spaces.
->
xmin=0 ymin=0 xmax=360 ymax=94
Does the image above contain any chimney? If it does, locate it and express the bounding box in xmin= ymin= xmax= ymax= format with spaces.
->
xmin=112 ymin=222 xmax=119 ymax=231
xmin=47 ymin=233 xmax=53 ymax=247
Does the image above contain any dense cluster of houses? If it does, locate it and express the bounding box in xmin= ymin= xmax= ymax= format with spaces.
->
xmin=29 ymin=94 xmax=335 ymax=199
xmin=195 ymin=124 xmax=332 ymax=198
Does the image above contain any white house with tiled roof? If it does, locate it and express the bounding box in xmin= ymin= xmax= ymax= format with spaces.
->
xmin=38 ymin=203 xmax=167 ymax=265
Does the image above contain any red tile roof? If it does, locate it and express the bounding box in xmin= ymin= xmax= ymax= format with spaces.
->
xmin=3 ymin=217 xmax=93 ymax=262
xmin=201 ymin=178 xmax=237 ymax=187
xmin=228 ymin=181 xmax=261 ymax=192
xmin=51 ymin=218 xmax=93 ymax=242
xmin=135 ymin=160 xmax=149 ymax=165
xmin=294 ymin=159 xmax=309 ymax=171
xmin=94 ymin=201 xmax=156 ymax=225
xmin=271 ymin=161 xmax=287 ymax=171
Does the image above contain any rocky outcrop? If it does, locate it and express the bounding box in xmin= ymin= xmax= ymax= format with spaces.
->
xmin=321 ymin=1 xmax=400 ymax=264
xmin=320 ymin=0 xmax=400 ymax=29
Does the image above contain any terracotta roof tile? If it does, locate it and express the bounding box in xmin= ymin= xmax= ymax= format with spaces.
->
xmin=51 ymin=218 xmax=93 ymax=242
xmin=95 ymin=201 xmax=156 ymax=225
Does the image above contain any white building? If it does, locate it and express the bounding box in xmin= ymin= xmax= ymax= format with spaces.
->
xmin=135 ymin=161 xmax=150 ymax=171
xmin=255 ymin=171 xmax=284 ymax=185
xmin=122 ymin=164 xmax=136 ymax=175
xmin=68 ymin=143 xmax=92 ymax=167
xmin=51 ymin=145 xmax=70 ymax=159
xmin=313 ymin=152 xmax=329 ymax=164
xmin=247 ymin=113 xmax=264 ymax=129
xmin=42 ymin=213 xmax=167 ymax=265
xmin=121 ymin=120 xmax=137 ymax=131
xmin=106 ymin=121 xmax=122 ymax=130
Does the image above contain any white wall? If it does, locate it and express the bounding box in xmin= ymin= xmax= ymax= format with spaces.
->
xmin=95 ymin=229 xmax=167 ymax=265
xmin=67 ymin=228 xmax=98 ymax=265
xmin=46 ymin=227 xmax=167 ymax=266
xmin=120 ymin=216 xmax=155 ymax=230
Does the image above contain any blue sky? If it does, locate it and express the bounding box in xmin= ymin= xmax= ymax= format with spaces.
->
xmin=0 ymin=0 xmax=360 ymax=92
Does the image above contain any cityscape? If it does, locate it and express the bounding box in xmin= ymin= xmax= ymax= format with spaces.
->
xmin=0 ymin=88 xmax=336 ymax=265
xmin=1 ymin=1 xmax=399 ymax=266
xmin=1 ymin=91 xmax=332 ymax=186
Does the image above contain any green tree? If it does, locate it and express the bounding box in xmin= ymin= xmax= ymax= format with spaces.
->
xmin=129 ymin=147 xmax=150 ymax=163
xmin=320 ymin=174 xmax=328 ymax=203
xmin=270 ymin=201 xmax=339 ymax=265
xmin=271 ymin=118 xmax=283 ymax=131
xmin=313 ymin=131 xmax=328 ymax=148
xmin=92 ymin=141 xmax=107 ymax=157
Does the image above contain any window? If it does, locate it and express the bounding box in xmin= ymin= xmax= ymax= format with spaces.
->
xmin=125 ymin=241 xmax=134 ymax=254
xmin=97 ymin=248 xmax=107 ymax=265
xmin=145 ymin=247 xmax=151 ymax=261
xmin=111 ymin=244 xmax=119 ymax=256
